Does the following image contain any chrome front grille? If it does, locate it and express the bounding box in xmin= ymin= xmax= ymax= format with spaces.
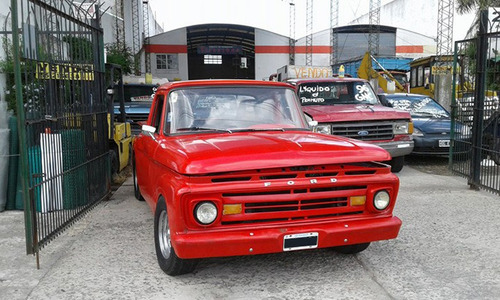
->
xmin=244 ymin=197 xmax=348 ymax=213
xmin=330 ymin=121 xmax=394 ymax=141
xmin=189 ymin=162 xmax=389 ymax=226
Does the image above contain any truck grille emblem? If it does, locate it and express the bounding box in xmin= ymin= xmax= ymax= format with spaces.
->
xmin=358 ymin=130 xmax=369 ymax=136
xmin=310 ymin=179 xmax=317 ymax=184
xmin=264 ymin=182 xmax=271 ymax=187
xmin=330 ymin=178 xmax=337 ymax=183
xmin=287 ymin=181 xmax=295 ymax=185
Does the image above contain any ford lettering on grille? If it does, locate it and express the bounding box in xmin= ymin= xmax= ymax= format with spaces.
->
xmin=358 ymin=130 xmax=369 ymax=136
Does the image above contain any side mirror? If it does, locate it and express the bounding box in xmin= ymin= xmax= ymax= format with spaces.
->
xmin=142 ymin=124 xmax=157 ymax=140
xmin=308 ymin=120 xmax=318 ymax=127
xmin=142 ymin=124 xmax=156 ymax=133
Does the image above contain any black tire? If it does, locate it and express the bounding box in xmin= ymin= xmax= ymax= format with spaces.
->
xmin=389 ymin=156 xmax=404 ymax=173
xmin=109 ymin=149 xmax=119 ymax=176
xmin=154 ymin=198 xmax=198 ymax=276
xmin=333 ymin=242 xmax=370 ymax=254
xmin=132 ymin=153 xmax=145 ymax=201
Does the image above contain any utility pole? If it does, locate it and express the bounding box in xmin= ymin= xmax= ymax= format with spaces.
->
xmin=435 ymin=0 xmax=454 ymax=110
xmin=143 ymin=0 xmax=151 ymax=75
xmin=289 ymin=0 xmax=295 ymax=65
xmin=330 ymin=0 xmax=339 ymax=66
xmin=132 ymin=0 xmax=141 ymax=74
xmin=114 ymin=0 xmax=125 ymax=50
xmin=368 ymin=0 xmax=380 ymax=56
xmin=436 ymin=0 xmax=454 ymax=59
xmin=306 ymin=0 xmax=313 ymax=66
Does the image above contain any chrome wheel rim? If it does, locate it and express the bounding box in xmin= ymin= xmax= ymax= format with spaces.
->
xmin=133 ymin=170 xmax=138 ymax=191
xmin=158 ymin=210 xmax=171 ymax=259
xmin=133 ymin=160 xmax=138 ymax=191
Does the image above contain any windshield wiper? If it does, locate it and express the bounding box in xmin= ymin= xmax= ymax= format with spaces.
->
xmin=176 ymin=127 xmax=232 ymax=133
xmin=412 ymin=112 xmax=440 ymax=118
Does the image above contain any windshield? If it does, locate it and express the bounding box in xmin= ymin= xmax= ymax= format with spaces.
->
xmin=297 ymin=81 xmax=379 ymax=106
xmin=167 ymin=86 xmax=308 ymax=134
xmin=116 ymin=84 xmax=157 ymax=103
xmin=388 ymin=73 xmax=408 ymax=86
xmin=386 ymin=96 xmax=450 ymax=118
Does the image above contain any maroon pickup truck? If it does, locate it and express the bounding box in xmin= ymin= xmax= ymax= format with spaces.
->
xmin=288 ymin=77 xmax=414 ymax=172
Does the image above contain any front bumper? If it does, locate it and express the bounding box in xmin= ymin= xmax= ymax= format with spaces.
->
xmin=172 ymin=216 xmax=402 ymax=259
xmin=412 ymin=136 xmax=458 ymax=156
xmin=375 ymin=140 xmax=414 ymax=158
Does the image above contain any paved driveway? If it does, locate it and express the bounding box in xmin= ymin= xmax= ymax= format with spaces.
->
xmin=1 ymin=166 xmax=499 ymax=300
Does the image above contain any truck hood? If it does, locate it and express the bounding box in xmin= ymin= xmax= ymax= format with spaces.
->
xmin=413 ymin=117 xmax=452 ymax=134
xmin=154 ymin=131 xmax=391 ymax=174
xmin=302 ymin=104 xmax=410 ymax=123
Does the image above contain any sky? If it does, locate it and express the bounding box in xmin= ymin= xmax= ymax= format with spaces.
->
xmin=148 ymin=0 xmax=393 ymax=38
xmin=148 ymin=0 xmax=476 ymax=41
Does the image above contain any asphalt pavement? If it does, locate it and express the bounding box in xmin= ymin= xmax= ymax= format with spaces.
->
xmin=1 ymin=165 xmax=499 ymax=300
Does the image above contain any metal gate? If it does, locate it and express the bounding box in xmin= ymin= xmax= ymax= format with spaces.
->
xmin=450 ymin=9 xmax=500 ymax=195
xmin=8 ymin=0 xmax=109 ymax=265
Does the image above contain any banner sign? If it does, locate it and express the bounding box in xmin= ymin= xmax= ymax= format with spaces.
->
xmin=36 ymin=62 xmax=94 ymax=81
xmin=197 ymin=45 xmax=242 ymax=55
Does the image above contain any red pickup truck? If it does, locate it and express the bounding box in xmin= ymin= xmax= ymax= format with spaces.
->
xmin=132 ymin=79 xmax=402 ymax=275
xmin=288 ymin=77 xmax=414 ymax=172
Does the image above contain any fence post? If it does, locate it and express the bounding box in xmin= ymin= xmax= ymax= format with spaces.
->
xmin=11 ymin=0 xmax=35 ymax=255
xmin=469 ymin=10 xmax=488 ymax=189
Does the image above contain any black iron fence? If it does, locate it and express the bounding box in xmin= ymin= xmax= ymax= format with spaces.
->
xmin=7 ymin=0 xmax=109 ymax=264
xmin=451 ymin=9 xmax=500 ymax=195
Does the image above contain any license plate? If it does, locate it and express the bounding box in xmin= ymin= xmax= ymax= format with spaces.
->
xmin=283 ymin=232 xmax=318 ymax=251
xmin=439 ymin=139 xmax=450 ymax=147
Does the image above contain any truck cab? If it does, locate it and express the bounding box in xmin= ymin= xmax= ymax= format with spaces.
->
xmin=287 ymin=77 xmax=414 ymax=172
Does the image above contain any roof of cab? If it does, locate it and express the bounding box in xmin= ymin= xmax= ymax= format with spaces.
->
xmin=286 ymin=77 xmax=369 ymax=85
xmin=156 ymin=79 xmax=293 ymax=92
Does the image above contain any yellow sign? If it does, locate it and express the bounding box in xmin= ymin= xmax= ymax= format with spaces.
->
xmin=432 ymin=65 xmax=452 ymax=75
xmin=36 ymin=62 xmax=95 ymax=81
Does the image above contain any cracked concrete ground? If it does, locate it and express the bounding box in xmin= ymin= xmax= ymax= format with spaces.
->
xmin=1 ymin=165 xmax=499 ymax=300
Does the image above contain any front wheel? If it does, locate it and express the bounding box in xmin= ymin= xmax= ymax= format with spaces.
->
xmin=332 ymin=242 xmax=370 ymax=254
xmin=389 ymin=156 xmax=404 ymax=173
xmin=154 ymin=198 xmax=198 ymax=276
xmin=132 ymin=153 xmax=144 ymax=201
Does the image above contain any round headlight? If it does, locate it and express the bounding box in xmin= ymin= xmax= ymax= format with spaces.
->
xmin=373 ymin=191 xmax=390 ymax=210
xmin=194 ymin=202 xmax=218 ymax=225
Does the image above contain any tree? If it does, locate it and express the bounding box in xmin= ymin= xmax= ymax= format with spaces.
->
xmin=105 ymin=42 xmax=134 ymax=75
xmin=62 ymin=36 xmax=93 ymax=62
xmin=456 ymin=0 xmax=500 ymax=14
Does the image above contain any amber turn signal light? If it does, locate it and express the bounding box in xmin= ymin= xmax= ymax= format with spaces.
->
xmin=223 ymin=204 xmax=242 ymax=215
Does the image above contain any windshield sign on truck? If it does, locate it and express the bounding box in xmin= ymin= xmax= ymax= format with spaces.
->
xmin=298 ymin=82 xmax=378 ymax=106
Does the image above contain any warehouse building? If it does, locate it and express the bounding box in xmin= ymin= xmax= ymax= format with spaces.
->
xmin=140 ymin=23 xmax=435 ymax=81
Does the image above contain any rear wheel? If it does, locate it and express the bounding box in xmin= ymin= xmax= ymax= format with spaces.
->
xmin=154 ymin=198 xmax=198 ymax=276
xmin=333 ymin=242 xmax=370 ymax=254
xmin=389 ymin=156 xmax=404 ymax=173
xmin=132 ymin=153 xmax=144 ymax=201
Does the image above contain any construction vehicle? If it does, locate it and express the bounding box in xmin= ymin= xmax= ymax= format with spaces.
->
xmin=105 ymin=63 xmax=132 ymax=176
xmin=355 ymin=52 xmax=410 ymax=94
